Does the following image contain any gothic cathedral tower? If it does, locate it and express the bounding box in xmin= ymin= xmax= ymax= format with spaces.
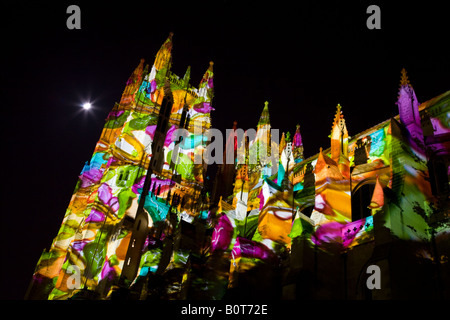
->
xmin=26 ymin=34 xmax=215 ymax=300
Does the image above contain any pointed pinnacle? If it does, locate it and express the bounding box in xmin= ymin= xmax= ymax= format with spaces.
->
xmin=332 ymin=104 xmax=343 ymax=128
xmin=183 ymin=65 xmax=191 ymax=85
xmin=184 ymin=65 xmax=191 ymax=76
xmin=207 ymin=61 xmax=214 ymax=73
xmin=400 ymin=68 xmax=411 ymax=87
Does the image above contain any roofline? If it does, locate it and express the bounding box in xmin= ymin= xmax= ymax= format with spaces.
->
xmin=296 ymin=90 xmax=450 ymax=166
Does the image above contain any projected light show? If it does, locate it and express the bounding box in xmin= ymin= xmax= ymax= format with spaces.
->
xmin=4 ymin=2 xmax=448 ymax=303
xmin=24 ymin=31 xmax=450 ymax=301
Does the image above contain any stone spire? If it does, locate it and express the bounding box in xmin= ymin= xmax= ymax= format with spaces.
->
xmin=279 ymin=132 xmax=286 ymax=157
xmin=396 ymin=68 xmax=423 ymax=147
xmin=330 ymin=104 xmax=350 ymax=179
xmin=121 ymin=58 xmax=146 ymax=103
xmin=399 ymin=68 xmax=410 ymax=87
xmin=330 ymin=104 xmax=349 ymax=164
xmin=293 ymin=124 xmax=304 ymax=163
xmin=397 ymin=68 xmax=420 ymax=125
xmin=198 ymin=61 xmax=214 ymax=103
xmin=257 ymin=101 xmax=271 ymax=129
xmin=154 ymin=32 xmax=173 ymax=71
xmin=256 ymin=101 xmax=271 ymax=156
xmin=183 ymin=65 xmax=191 ymax=88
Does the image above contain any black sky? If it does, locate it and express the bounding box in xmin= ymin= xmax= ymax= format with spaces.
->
xmin=1 ymin=1 xmax=449 ymax=299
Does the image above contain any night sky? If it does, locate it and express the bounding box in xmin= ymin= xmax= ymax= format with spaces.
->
xmin=1 ymin=1 xmax=449 ymax=299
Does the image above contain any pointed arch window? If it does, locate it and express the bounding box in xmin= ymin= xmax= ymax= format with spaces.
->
xmin=116 ymin=167 xmax=131 ymax=187
xmin=429 ymin=156 xmax=450 ymax=197
xmin=351 ymin=182 xmax=375 ymax=221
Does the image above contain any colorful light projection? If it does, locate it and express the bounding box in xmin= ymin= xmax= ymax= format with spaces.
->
xmin=29 ymin=35 xmax=449 ymax=301
xmin=30 ymin=34 xmax=216 ymax=300
xmin=218 ymin=103 xmax=303 ymax=290
xmin=222 ymin=83 xmax=447 ymax=290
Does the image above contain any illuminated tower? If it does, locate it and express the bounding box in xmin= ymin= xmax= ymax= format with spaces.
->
xmin=277 ymin=132 xmax=287 ymax=186
xmin=27 ymin=33 xmax=215 ymax=300
xmin=330 ymin=104 xmax=350 ymax=179
xmin=277 ymin=124 xmax=303 ymax=189
xmin=311 ymin=105 xmax=353 ymax=224
xmin=396 ymin=68 xmax=424 ymax=149
xmin=293 ymin=124 xmax=304 ymax=163
xmin=250 ymin=101 xmax=279 ymax=180
xmin=277 ymin=131 xmax=295 ymax=190
xmin=233 ymin=101 xmax=275 ymax=220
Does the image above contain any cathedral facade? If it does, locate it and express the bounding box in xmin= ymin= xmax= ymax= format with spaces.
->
xmin=26 ymin=35 xmax=450 ymax=300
